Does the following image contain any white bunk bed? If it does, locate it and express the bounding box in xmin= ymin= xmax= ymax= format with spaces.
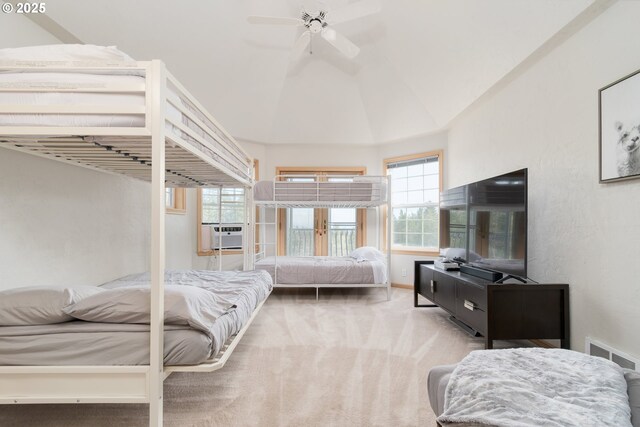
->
xmin=254 ymin=174 xmax=391 ymax=300
xmin=0 ymin=54 xmax=263 ymax=426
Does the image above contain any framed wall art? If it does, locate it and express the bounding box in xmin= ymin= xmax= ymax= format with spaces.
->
xmin=599 ymin=68 xmax=640 ymax=183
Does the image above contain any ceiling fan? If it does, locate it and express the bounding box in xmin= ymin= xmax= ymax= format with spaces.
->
xmin=247 ymin=1 xmax=381 ymax=59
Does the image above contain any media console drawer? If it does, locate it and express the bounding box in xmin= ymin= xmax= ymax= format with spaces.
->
xmin=414 ymin=262 xmax=570 ymax=349
xmin=456 ymin=281 xmax=486 ymax=310
xmin=455 ymin=281 xmax=487 ymax=335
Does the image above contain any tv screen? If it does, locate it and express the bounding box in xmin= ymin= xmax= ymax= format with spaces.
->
xmin=440 ymin=169 xmax=527 ymax=278
xmin=439 ymin=184 xmax=467 ymax=261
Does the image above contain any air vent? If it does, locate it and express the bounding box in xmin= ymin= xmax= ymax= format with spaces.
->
xmin=585 ymin=337 xmax=638 ymax=371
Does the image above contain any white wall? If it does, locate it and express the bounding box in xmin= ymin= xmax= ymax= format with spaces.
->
xmin=165 ymin=191 xmax=195 ymax=270
xmin=0 ymin=149 xmax=151 ymax=289
xmin=0 ymin=12 xmax=61 ymax=47
xmin=260 ymin=144 xmax=379 ymax=179
xmin=447 ymin=1 xmax=640 ymax=356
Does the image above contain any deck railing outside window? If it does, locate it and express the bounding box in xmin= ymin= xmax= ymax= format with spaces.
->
xmin=328 ymin=223 xmax=356 ymax=257
xmin=286 ymin=226 xmax=356 ymax=257
xmin=286 ymin=228 xmax=314 ymax=256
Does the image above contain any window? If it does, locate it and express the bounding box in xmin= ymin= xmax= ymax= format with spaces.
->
xmin=384 ymin=151 xmax=442 ymax=254
xmin=165 ymin=188 xmax=186 ymax=214
xmin=197 ymin=187 xmax=245 ymax=255
xmin=201 ymin=188 xmax=245 ymax=224
xmin=196 ymin=159 xmax=258 ymax=256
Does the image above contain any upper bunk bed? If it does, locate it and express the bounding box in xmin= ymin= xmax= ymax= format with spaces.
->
xmin=253 ymin=174 xmax=389 ymax=208
xmin=0 ymin=45 xmax=260 ymax=426
xmin=0 ymin=45 xmax=252 ymax=188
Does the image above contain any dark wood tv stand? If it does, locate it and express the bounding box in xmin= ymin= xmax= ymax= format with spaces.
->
xmin=414 ymin=261 xmax=570 ymax=349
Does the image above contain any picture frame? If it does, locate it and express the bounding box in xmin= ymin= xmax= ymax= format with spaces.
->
xmin=599 ymin=68 xmax=640 ymax=183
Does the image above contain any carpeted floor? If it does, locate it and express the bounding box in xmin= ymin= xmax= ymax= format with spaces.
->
xmin=0 ymin=287 xmax=515 ymax=426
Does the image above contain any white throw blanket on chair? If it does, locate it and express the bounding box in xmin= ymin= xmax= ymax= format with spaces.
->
xmin=438 ymin=348 xmax=632 ymax=427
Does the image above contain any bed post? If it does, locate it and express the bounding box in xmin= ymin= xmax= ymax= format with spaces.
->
xmin=386 ymin=175 xmax=392 ymax=301
xmin=274 ymin=176 xmax=279 ymax=286
xmin=148 ymin=60 xmax=166 ymax=427
xmin=218 ymin=185 xmax=223 ymax=271
xmin=245 ymin=182 xmax=254 ymax=271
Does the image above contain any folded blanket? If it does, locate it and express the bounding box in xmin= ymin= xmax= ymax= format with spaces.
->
xmin=438 ymin=348 xmax=632 ymax=427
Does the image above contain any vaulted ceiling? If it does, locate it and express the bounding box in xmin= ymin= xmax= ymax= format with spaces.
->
xmin=40 ymin=0 xmax=596 ymax=145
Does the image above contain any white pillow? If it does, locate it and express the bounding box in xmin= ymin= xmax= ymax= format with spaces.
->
xmin=0 ymin=286 xmax=104 ymax=326
xmin=63 ymin=285 xmax=235 ymax=335
xmin=350 ymin=246 xmax=386 ymax=263
xmin=0 ymin=44 xmax=136 ymax=63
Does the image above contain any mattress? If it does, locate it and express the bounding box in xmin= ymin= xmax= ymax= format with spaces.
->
xmin=0 ymin=72 xmax=161 ymax=127
xmin=0 ymin=321 xmax=211 ymax=366
xmin=255 ymin=256 xmax=387 ymax=285
xmin=254 ymin=179 xmax=386 ymax=203
xmin=0 ymin=269 xmax=272 ymax=366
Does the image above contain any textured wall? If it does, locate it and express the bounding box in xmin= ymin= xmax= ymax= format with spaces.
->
xmin=0 ymin=149 xmax=151 ymax=288
xmin=447 ymin=1 xmax=640 ymax=355
xmin=0 ymin=12 xmax=61 ymax=47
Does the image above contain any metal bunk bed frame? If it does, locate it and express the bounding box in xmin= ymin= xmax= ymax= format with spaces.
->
xmin=254 ymin=174 xmax=392 ymax=300
xmin=0 ymin=60 xmax=262 ymax=426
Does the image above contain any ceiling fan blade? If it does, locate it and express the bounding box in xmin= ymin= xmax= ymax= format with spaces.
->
xmin=291 ymin=31 xmax=311 ymax=58
xmin=247 ymin=15 xmax=304 ymax=26
xmin=321 ymin=28 xmax=360 ymax=58
xmin=326 ymin=1 xmax=381 ymax=25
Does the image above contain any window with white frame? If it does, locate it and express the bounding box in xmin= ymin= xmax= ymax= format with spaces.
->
xmin=198 ymin=187 xmax=245 ymax=255
xmin=385 ymin=152 xmax=441 ymax=252
xmin=201 ymin=188 xmax=245 ymax=224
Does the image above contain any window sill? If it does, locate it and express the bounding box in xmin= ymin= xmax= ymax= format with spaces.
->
xmin=391 ymin=248 xmax=440 ymax=256
xmin=197 ymin=249 xmax=244 ymax=256
xmin=166 ymin=208 xmax=187 ymax=215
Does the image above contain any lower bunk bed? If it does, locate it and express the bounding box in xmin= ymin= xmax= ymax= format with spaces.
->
xmin=0 ymin=269 xmax=272 ymax=403
xmin=254 ymin=247 xmax=389 ymax=300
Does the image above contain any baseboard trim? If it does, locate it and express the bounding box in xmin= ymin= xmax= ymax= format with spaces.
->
xmin=391 ymin=283 xmax=413 ymax=289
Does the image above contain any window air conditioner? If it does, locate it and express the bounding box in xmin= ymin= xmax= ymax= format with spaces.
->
xmin=210 ymin=224 xmax=243 ymax=250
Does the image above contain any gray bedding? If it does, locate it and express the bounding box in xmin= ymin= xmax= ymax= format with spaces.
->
xmin=428 ymin=355 xmax=640 ymax=427
xmin=0 ymin=322 xmax=211 ymax=366
xmin=255 ymin=256 xmax=387 ymax=285
xmin=0 ymin=269 xmax=272 ymax=366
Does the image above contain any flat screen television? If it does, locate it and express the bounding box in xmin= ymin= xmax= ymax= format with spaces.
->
xmin=440 ymin=169 xmax=527 ymax=279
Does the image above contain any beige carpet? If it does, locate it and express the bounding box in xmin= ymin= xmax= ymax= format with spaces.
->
xmin=0 ymin=288 xmax=516 ymax=426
